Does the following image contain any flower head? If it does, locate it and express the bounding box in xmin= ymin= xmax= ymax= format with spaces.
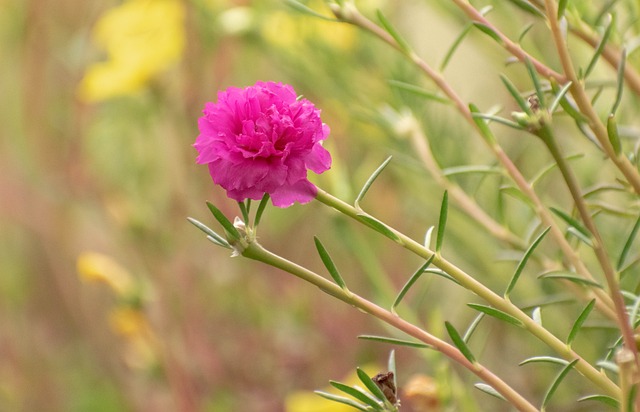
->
xmin=194 ymin=81 xmax=332 ymax=207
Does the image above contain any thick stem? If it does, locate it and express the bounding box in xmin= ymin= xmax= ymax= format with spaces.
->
xmin=315 ymin=188 xmax=621 ymax=398
xmin=241 ymin=241 xmax=539 ymax=411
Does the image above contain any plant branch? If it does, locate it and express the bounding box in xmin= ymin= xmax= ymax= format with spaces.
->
xmin=542 ymin=0 xmax=640 ymax=195
xmin=315 ymin=188 xmax=621 ymax=398
xmin=241 ymin=240 xmax=539 ymax=411
xmin=330 ymin=3 xmax=615 ymax=317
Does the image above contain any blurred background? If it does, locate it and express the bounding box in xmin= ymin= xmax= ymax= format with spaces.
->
xmin=0 ymin=0 xmax=627 ymax=410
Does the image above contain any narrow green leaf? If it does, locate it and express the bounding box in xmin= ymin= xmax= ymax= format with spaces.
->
xmin=500 ymin=75 xmax=530 ymax=112
xmin=577 ymin=394 xmax=619 ymax=408
xmin=328 ymin=381 xmax=382 ymax=409
xmin=388 ymin=80 xmax=449 ymax=103
xmin=519 ymin=356 xmax=570 ymax=366
xmin=584 ymin=14 xmax=613 ymax=79
xmin=538 ymin=271 xmax=604 ymax=288
xmin=525 ymin=58 xmax=546 ymax=107
xmin=518 ymin=23 xmax=535 ymax=43
xmin=567 ymin=299 xmax=596 ymax=345
xmin=617 ymin=215 xmax=640 ymax=270
xmin=441 ymin=24 xmax=473 ymax=71
xmin=500 ymin=186 xmax=535 ymax=209
xmin=550 ymin=207 xmax=591 ymax=239
xmin=436 ymin=191 xmax=448 ymax=253
xmin=355 ymin=156 xmax=393 ymax=207
xmin=187 ymin=217 xmax=232 ymax=249
xmin=567 ymin=227 xmax=595 ymax=247
xmin=285 ymin=0 xmax=339 ymax=21
xmin=254 ymin=194 xmax=270 ymax=226
xmin=463 ymin=313 xmax=485 ymax=344
xmin=542 ymin=359 xmax=579 ymax=409
xmin=530 ymin=153 xmax=584 ymax=187
xmin=206 ymin=201 xmax=241 ymax=240
xmin=238 ymin=201 xmax=250 ymax=225
xmin=470 ymin=112 xmax=525 ymax=130
xmin=314 ymin=391 xmax=369 ymax=412
xmin=474 ymin=383 xmax=507 ymax=401
xmin=611 ymin=48 xmax=626 ymax=115
xmin=507 ymin=0 xmax=545 ymax=17
xmin=442 ymin=165 xmax=502 ymax=177
xmin=607 ymin=113 xmax=622 ymax=156
xmin=628 ymin=295 xmax=640 ymax=328
xmin=467 ymin=303 xmax=524 ymax=327
xmin=472 ymin=22 xmax=504 ymax=45
xmin=356 ymin=368 xmax=388 ymax=403
xmin=358 ymin=335 xmax=433 ymax=349
xmin=314 ymin=237 xmax=348 ymax=290
xmin=469 ymin=103 xmax=497 ymax=145
xmin=356 ymin=214 xmax=402 ymax=243
xmin=424 ymin=269 xmax=460 ymax=285
xmin=377 ymin=9 xmax=412 ymax=53
xmin=557 ymin=0 xmax=569 ymax=19
xmin=504 ymin=227 xmax=550 ymax=298
xmin=392 ymin=255 xmax=435 ymax=313
xmin=549 ymin=81 xmax=573 ymax=114
xmin=550 ymin=79 xmax=589 ymax=122
xmin=445 ymin=321 xmax=476 ymax=364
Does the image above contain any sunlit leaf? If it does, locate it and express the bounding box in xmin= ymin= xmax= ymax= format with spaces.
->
xmin=474 ymin=383 xmax=507 ymax=401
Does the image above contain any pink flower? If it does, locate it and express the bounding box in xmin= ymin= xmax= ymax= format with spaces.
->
xmin=195 ymin=81 xmax=332 ymax=208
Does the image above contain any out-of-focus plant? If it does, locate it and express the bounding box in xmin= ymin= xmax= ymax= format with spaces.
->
xmin=77 ymin=0 xmax=185 ymax=102
xmin=189 ymin=0 xmax=640 ymax=410
xmin=77 ymin=252 xmax=159 ymax=373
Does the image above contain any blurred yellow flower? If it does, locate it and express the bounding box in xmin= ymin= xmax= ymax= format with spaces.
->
xmin=78 ymin=0 xmax=185 ymax=102
xmin=285 ymin=364 xmax=381 ymax=412
xmin=261 ymin=5 xmax=356 ymax=52
xmin=77 ymin=251 xmax=134 ymax=295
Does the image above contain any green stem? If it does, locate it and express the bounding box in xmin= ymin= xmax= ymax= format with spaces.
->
xmin=315 ymin=188 xmax=621 ymax=398
xmin=330 ymin=1 xmax=616 ymax=320
xmin=542 ymin=0 xmax=640 ymax=195
xmin=538 ymin=126 xmax=640 ymax=369
xmin=241 ymin=241 xmax=539 ymax=411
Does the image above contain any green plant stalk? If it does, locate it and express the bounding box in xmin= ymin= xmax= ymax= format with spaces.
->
xmin=315 ymin=188 xmax=621 ymax=399
xmin=406 ymin=118 xmax=619 ymax=321
xmin=330 ymin=2 xmax=616 ymax=319
xmin=542 ymin=0 xmax=640 ymax=196
xmin=537 ymin=126 xmax=640 ymax=369
xmin=240 ymin=240 xmax=539 ymax=411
